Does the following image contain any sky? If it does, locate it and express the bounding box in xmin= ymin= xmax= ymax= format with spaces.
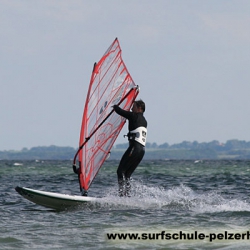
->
xmin=1 ymin=0 xmax=250 ymax=151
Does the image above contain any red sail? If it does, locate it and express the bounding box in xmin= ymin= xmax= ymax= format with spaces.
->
xmin=76 ymin=38 xmax=139 ymax=191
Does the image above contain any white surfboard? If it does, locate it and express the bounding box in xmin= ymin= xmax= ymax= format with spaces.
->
xmin=15 ymin=186 xmax=101 ymax=210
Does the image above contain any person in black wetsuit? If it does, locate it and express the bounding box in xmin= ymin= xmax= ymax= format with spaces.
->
xmin=113 ymin=99 xmax=147 ymax=197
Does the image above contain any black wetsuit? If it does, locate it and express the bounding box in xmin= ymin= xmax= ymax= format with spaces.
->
xmin=113 ymin=105 xmax=147 ymax=196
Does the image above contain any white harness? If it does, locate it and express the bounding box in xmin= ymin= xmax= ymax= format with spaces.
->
xmin=128 ymin=126 xmax=147 ymax=146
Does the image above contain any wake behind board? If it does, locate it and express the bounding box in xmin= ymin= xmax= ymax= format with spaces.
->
xmin=15 ymin=186 xmax=100 ymax=210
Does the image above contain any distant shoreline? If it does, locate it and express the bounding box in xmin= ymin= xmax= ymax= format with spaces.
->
xmin=1 ymin=139 xmax=250 ymax=160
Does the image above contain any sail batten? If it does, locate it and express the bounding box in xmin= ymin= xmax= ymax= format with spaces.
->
xmin=74 ymin=38 xmax=139 ymax=192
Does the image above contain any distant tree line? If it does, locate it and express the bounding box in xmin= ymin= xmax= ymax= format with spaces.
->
xmin=1 ymin=139 xmax=250 ymax=160
xmin=0 ymin=145 xmax=75 ymax=160
xmin=114 ymin=139 xmax=250 ymax=160
xmin=115 ymin=139 xmax=250 ymax=151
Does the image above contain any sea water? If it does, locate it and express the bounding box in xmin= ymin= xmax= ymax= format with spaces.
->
xmin=1 ymin=160 xmax=250 ymax=249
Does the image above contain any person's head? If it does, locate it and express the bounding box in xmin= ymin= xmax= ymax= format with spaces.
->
xmin=132 ymin=99 xmax=145 ymax=113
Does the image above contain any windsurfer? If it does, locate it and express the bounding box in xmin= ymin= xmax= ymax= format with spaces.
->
xmin=113 ymin=99 xmax=147 ymax=197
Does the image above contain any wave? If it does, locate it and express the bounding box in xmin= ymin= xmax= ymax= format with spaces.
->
xmin=96 ymin=181 xmax=250 ymax=213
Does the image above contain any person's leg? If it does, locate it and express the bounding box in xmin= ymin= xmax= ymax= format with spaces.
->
xmin=117 ymin=145 xmax=134 ymax=196
xmin=125 ymin=145 xmax=145 ymax=196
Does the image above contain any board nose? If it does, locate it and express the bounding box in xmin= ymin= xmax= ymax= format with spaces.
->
xmin=15 ymin=186 xmax=22 ymax=194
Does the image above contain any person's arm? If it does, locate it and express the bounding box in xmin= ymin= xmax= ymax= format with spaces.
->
xmin=113 ymin=105 xmax=133 ymax=119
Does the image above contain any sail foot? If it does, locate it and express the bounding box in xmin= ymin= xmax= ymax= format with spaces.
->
xmin=80 ymin=187 xmax=88 ymax=196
